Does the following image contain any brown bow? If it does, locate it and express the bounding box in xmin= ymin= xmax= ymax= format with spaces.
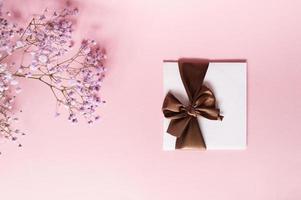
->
xmin=162 ymin=59 xmax=223 ymax=150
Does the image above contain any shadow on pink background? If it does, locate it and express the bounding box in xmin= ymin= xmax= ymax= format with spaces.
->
xmin=1 ymin=0 xmax=301 ymax=199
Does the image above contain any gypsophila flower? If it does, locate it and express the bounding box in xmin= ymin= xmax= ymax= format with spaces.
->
xmin=0 ymin=0 xmax=107 ymax=153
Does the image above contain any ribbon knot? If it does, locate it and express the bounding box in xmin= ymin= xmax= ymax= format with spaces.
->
xmin=162 ymin=59 xmax=223 ymax=150
xmin=184 ymin=105 xmax=198 ymax=117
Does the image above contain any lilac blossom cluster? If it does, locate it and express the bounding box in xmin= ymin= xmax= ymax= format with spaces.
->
xmin=0 ymin=1 xmax=106 ymax=148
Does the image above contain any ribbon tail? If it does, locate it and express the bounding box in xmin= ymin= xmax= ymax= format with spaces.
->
xmin=167 ymin=117 xmax=191 ymax=138
xmin=175 ymin=117 xmax=206 ymax=150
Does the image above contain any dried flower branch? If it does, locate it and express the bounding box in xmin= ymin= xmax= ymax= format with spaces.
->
xmin=0 ymin=1 xmax=106 ymax=151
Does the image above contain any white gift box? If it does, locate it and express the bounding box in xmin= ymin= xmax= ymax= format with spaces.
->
xmin=163 ymin=60 xmax=247 ymax=150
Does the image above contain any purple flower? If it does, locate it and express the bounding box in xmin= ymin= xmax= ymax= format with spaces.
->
xmin=0 ymin=3 xmax=107 ymax=149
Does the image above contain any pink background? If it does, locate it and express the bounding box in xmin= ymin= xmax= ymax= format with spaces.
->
xmin=1 ymin=0 xmax=301 ymax=199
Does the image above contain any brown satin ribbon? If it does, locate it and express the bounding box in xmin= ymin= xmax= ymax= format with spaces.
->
xmin=162 ymin=59 xmax=223 ymax=150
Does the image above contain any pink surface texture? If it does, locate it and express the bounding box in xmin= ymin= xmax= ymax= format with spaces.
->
xmin=1 ymin=0 xmax=301 ymax=199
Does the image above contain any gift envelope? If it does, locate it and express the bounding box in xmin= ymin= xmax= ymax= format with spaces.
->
xmin=163 ymin=60 xmax=247 ymax=150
